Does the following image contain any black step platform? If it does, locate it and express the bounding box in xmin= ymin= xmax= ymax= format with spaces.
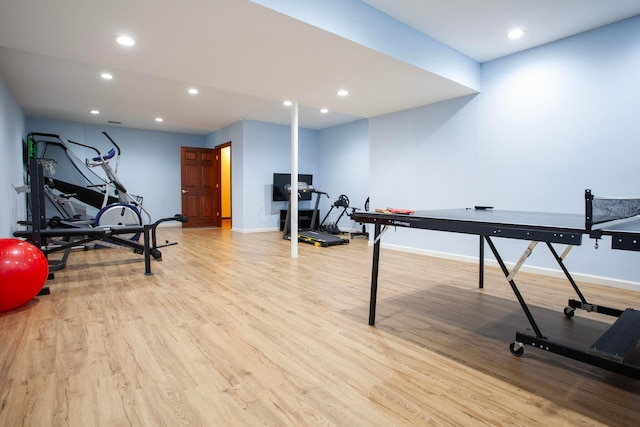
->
xmin=588 ymin=308 xmax=640 ymax=364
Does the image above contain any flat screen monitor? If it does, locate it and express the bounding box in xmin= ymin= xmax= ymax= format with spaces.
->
xmin=272 ymin=173 xmax=313 ymax=201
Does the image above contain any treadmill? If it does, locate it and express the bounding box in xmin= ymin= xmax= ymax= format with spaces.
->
xmin=282 ymin=182 xmax=349 ymax=247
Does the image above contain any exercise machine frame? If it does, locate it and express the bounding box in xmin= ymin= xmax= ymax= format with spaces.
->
xmin=15 ymin=157 xmax=188 ymax=277
xmin=282 ymin=182 xmax=349 ymax=247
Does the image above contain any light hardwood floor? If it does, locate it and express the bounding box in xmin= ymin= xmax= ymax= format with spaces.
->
xmin=1 ymin=227 xmax=640 ymax=426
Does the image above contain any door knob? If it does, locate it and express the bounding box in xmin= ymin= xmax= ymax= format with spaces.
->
xmin=181 ymin=189 xmax=189 ymax=194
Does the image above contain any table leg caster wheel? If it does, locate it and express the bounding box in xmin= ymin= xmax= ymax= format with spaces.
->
xmin=510 ymin=341 xmax=524 ymax=357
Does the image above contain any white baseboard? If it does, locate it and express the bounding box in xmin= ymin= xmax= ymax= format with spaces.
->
xmin=156 ymin=222 xmax=183 ymax=228
xmin=377 ymin=242 xmax=640 ymax=291
xmin=232 ymin=227 xmax=280 ymax=233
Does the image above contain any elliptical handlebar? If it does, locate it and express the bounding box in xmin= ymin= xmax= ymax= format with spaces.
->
xmin=101 ymin=131 xmax=122 ymax=156
xmin=101 ymin=132 xmax=122 ymax=173
xmin=68 ymin=132 xmax=121 ymax=169
xmin=92 ymin=148 xmax=116 ymax=162
xmin=67 ymin=138 xmax=102 ymax=159
xmin=68 ymin=134 xmax=151 ymax=223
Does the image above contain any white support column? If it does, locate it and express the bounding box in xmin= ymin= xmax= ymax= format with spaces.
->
xmin=291 ymin=100 xmax=299 ymax=259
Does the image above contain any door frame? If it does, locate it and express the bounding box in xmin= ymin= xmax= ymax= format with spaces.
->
xmin=179 ymin=143 xmax=231 ymax=228
xmin=180 ymin=146 xmax=220 ymax=228
xmin=217 ymin=141 xmax=232 ymax=226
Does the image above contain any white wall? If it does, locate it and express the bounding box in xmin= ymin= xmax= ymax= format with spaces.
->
xmin=369 ymin=16 xmax=640 ymax=286
xmin=0 ymin=74 xmax=25 ymax=237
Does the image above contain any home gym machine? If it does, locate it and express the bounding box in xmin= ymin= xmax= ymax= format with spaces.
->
xmin=21 ymin=131 xmax=148 ymax=231
xmin=14 ymin=135 xmax=188 ymax=277
xmin=282 ymin=182 xmax=349 ymax=247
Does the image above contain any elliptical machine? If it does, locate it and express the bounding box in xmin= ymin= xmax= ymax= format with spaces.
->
xmin=66 ymin=132 xmax=151 ymax=239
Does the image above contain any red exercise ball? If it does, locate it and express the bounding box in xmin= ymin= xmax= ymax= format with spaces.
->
xmin=0 ymin=238 xmax=49 ymax=312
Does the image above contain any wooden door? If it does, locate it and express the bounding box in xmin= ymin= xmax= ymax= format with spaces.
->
xmin=180 ymin=147 xmax=221 ymax=228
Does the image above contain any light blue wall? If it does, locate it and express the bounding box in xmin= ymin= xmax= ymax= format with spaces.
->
xmin=0 ymin=73 xmax=26 ymax=237
xmin=227 ymin=120 xmax=320 ymax=231
xmin=206 ymin=120 xmax=244 ymax=228
xmin=207 ymin=119 xmax=368 ymax=232
xmin=317 ymin=119 xmax=369 ymax=230
xmin=369 ymin=16 xmax=640 ymax=284
xmin=26 ymin=118 xmax=206 ymax=221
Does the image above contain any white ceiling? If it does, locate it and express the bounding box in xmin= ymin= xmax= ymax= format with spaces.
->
xmin=1 ymin=0 xmax=639 ymax=135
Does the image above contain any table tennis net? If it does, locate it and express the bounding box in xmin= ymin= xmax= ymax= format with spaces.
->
xmin=589 ymin=194 xmax=640 ymax=225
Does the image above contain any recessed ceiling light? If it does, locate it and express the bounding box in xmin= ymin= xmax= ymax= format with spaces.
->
xmin=90 ymin=110 xmax=100 ymax=115
xmin=507 ymin=28 xmax=524 ymax=40
xmin=320 ymin=108 xmax=328 ymax=114
xmin=283 ymin=100 xmax=292 ymax=106
xmin=115 ymin=35 xmax=136 ymax=46
xmin=100 ymin=72 xmax=113 ymax=80
xmin=337 ymin=89 xmax=349 ymax=97
xmin=188 ymin=88 xmax=199 ymax=95
xmin=155 ymin=117 xmax=163 ymax=122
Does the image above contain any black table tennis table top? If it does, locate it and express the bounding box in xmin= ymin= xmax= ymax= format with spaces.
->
xmin=352 ymin=208 xmax=640 ymax=249
xmin=410 ymin=208 xmax=583 ymax=228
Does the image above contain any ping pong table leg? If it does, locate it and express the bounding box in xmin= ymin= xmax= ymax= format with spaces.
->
xmin=544 ymin=242 xmax=586 ymax=303
xmin=479 ymin=236 xmax=484 ymax=289
xmin=545 ymin=242 xmax=624 ymax=317
xmin=369 ymin=223 xmax=382 ymax=325
xmin=485 ymin=236 xmax=545 ymax=339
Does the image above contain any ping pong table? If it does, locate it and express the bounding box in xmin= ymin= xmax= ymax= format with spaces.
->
xmin=352 ymin=190 xmax=640 ymax=379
